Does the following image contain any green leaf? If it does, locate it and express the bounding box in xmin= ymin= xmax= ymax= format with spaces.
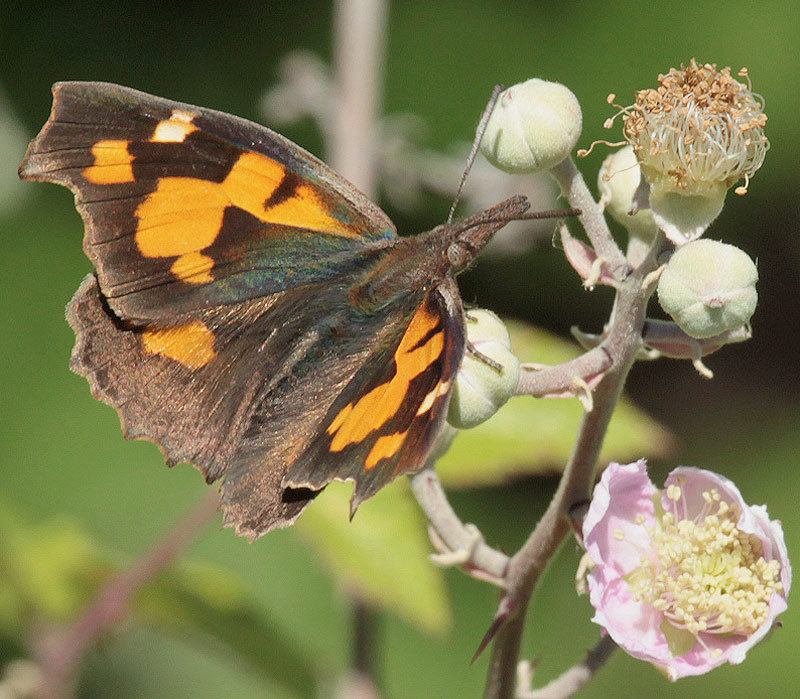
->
xmin=0 ymin=501 xmax=316 ymax=698
xmin=133 ymin=561 xmax=317 ymax=697
xmin=295 ymin=480 xmax=450 ymax=635
xmin=436 ymin=320 xmax=675 ymax=487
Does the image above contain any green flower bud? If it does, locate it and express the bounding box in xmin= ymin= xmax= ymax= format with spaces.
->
xmin=480 ymin=79 xmax=582 ymax=174
xmin=448 ymin=310 xmax=520 ymax=429
xmin=657 ymin=239 xmax=758 ymax=339
xmin=598 ymin=145 xmax=657 ymax=239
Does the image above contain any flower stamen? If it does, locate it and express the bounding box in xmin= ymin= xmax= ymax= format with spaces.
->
xmin=622 ymin=60 xmax=768 ymax=195
xmin=629 ymin=486 xmax=783 ymax=644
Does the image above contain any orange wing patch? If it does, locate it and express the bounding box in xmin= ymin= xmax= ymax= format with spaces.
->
xmin=169 ymin=250 xmax=215 ymax=284
xmin=83 ymin=140 xmax=135 ymax=184
xmin=223 ymin=153 xmax=360 ymax=237
xmin=141 ymin=320 xmax=217 ymax=369
xmin=416 ymin=380 xmax=451 ymax=416
xmin=326 ymin=301 xmax=444 ymax=464
xmin=132 ymin=150 xmax=361 ymax=282
xmin=136 ymin=178 xmax=224 ymax=256
xmin=365 ymin=430 xmax=409 ymax=469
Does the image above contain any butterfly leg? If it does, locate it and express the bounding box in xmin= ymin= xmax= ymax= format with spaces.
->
xmin=465 ymin=339 xmax=504 ymax=373
xmin=462 ymin=309 xmax=505 ymax=372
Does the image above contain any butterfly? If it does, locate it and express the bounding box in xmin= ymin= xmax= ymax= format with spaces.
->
xmin=19 ymin=82 xmax=559 ymax=539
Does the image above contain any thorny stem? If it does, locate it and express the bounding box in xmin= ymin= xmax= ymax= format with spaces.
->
xmin=482 ymin=170 xmax=658 ymax=698
xmin=33 ymin=490 xmax=221 ymax=699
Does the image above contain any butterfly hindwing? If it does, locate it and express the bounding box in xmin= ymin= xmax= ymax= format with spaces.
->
xmin=283 ymin=282 xmax=464 ymax=510
xmin=68 ymin=265 xmax=461 ymax=537
xmin=20 ymin=81 xmax=397 ymax=321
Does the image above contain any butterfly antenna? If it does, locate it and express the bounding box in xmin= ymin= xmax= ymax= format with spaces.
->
xmin=447 ymin=84 xmax=504 ymax=225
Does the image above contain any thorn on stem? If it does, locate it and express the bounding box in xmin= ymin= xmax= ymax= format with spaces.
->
xmin=473 ymin=597 xmax=519 ymax=663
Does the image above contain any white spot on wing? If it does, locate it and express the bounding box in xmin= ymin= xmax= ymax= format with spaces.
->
xmin=151 ymin=110 xmax=197 ymax=143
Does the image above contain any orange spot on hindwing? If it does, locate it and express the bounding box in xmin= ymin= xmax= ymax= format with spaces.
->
xmin=326 ymin=301 xmax=444 ymax=468
xmin=365 ymin=431 xmax=409 ymax=469
xmin=83 ymin=140 xmax=135 ymax=184
xmin=141 ymin=320 xmax=217 ymax=369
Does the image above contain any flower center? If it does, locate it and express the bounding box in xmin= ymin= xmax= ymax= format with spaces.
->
xmin=621 ymin=59 xmax=768 ymax=193
xmin=628 ymin=484 xmax=783 ymax=639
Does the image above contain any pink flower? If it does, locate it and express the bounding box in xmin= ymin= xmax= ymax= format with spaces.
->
xmin=582 ymin=460 xmax=791 ymax=680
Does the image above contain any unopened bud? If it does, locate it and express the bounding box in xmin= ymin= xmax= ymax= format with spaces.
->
xmin=598 ymin=145 xmax=657 ymax=239
xmin=448 ymin=310 xmax=519 ymax=429
xmin=480 ymin=79 xmax=582 ymax=174
xmin=657 ymin=239 xmax=758 ymax=339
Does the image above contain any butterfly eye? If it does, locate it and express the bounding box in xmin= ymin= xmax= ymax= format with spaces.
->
xmin=447 ymin=241 xmax=472 ymax=272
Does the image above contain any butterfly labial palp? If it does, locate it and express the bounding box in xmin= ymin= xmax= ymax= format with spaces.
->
xmin=19 ymin=82 xmax=574 ymax=539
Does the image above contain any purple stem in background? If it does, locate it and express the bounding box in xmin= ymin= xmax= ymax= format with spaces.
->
xmin=33 ymin=490 xmax=220 ymax=699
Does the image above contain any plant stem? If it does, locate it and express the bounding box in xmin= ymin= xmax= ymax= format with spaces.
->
xmin=33 ymin=490 xmax=220 ymax=699
xmin=483 ymin=240 xmax=656 ymax=698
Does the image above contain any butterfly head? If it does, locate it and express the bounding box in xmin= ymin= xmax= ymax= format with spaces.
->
xmin=442 ymin=195 xmax=531 ymax=275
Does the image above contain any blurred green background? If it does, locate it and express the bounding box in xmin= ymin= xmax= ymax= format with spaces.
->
xmin=1 ymin=1 xmax=798 ymax=697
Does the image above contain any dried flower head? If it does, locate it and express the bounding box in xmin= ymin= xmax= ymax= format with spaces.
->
xmin=624 ymin=60 xmax=767 ymax=194
xmin=613 ymin=60 xmax=769 ymax=244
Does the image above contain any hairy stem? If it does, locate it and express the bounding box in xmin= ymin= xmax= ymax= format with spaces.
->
xmin=482 ymin=208 xmax=657 ymax=698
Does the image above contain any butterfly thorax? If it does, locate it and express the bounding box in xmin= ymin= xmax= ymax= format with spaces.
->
xmin=349 ymin=196 xmax=529 ymax=314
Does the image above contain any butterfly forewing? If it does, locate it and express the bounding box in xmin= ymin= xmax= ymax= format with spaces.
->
xmin=20 ymin=82 xmax=396 ymax=321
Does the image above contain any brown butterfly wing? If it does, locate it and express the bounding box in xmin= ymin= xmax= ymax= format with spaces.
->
xmin=19 ymin=81 xmax=396 ymax=322
xmin=68 ymin=270 xmax=462 ymax=537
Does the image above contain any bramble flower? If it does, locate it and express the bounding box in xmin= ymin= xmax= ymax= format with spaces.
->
xmin=582 ymin=461 xmax=790 ymax=680
xmin=618 ymin=60 xmax=768 ymax=244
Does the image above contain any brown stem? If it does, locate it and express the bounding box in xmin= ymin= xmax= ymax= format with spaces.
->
xmin=483 ymin=253 xmax=655 ymax=698
xmin=33 ymin=490 xmax=220 ymax=699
